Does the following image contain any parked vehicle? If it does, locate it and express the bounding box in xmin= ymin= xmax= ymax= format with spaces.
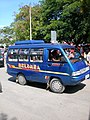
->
xmin=0 ymin=48 xmax=4 ymax=67
xmin=6 ymin=40 xmax=90 ymax=93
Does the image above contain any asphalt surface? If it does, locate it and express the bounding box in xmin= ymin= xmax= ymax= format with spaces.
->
xmin=0 ymin=67 xmax=90 ymax=120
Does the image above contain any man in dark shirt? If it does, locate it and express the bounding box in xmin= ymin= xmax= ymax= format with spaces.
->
xmin=52 ymin=50 xmax=61 ymax=62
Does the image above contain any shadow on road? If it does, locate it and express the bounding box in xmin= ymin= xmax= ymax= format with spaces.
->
xmin=8 ymin=77 xmax=86 ymax=93
xmin=8 ymin=77 xmax=16 ymax=82
xmin=64 ymin=83 xmax=86 ymax=94
xmin=27 ymin=82 xmax=47 ymax=90
xmin=0 ymin=113 xmax=17 ymax=120
xmin=8 ymin=77 xmax=47 ymax=90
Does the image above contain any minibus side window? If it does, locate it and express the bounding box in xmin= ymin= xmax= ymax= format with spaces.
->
xmin=48 ymin=49 xmax=66 ymax=62
xmin=64 ymin=48 xmax=80 ymax=59
xmin=64 ymin=48 xmax=82 ymax=63
xmin=8 ymin=49 xmax=18 ymax=62
xmin=30 ymin=48 xmax=43 ymax=62
xmin=19 ymin=48 xmax=29 ymax=62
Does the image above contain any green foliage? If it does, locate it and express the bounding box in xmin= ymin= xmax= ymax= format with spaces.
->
xmin=31 ymin=5 xmax=44 ymax=40
xmin=40 ymin=0 xmax=90 ymax=44
xmin=0 ymin=0 xmax=90 ymax=45
xmin=0 ymin=26 xmax=14 ymax=45
xmin=14 ymin=5 xmax=30 ymax=40
xmin=13 ymin=4 xmax=43 ymax=41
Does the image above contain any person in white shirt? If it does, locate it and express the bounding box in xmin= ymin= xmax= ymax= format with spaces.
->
xmin=86 ymin=51 xmax=90 ymax=65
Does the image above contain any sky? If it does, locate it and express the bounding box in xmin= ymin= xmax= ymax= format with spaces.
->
xmin=0 ymin=0 xmax=40 ymax=28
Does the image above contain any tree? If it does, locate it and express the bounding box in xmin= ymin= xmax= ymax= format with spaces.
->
xmin=40 ymin=0 xmax=64 ymax=42
xmin=13 ymin=5 xmax=30 ymax=40
xmin=31 ymin=5 xmax=43 ymax=40
xmin=80 ymin=0 xmax=90 ymax=43
xmin=11 ymin=4 xmax=43 ymax=41
xmin=0 ymin=26 xmax=14 ymax=45
xmin=0 ymin=0 xmax=89 ymax=45
xmin=40 ymin=0 xmax=90 ymax=44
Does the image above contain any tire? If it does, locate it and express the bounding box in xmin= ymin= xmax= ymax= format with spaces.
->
xmin=50 ymin=78 xmax=65 ymax=93
xmin=17 ymin=74 xmax=27 ymax=85
xmin=0 ymin=82 xmax=2 ymax=92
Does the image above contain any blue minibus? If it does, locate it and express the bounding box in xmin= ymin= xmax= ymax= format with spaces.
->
xmin=6 ymin=40 xmax=90 ymax=93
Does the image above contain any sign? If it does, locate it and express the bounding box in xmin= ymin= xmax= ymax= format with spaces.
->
xmin=51 ymin=31 xmax=57 ymax=43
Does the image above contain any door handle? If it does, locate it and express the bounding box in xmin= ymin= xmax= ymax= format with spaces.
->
xmin=48 ymin=64 xmax=52 ymax=66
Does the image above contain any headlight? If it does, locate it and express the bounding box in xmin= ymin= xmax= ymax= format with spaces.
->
xmin=72 ymin=67 xmax=89 ymax=76
xmin=72 ymin=71 xmax=81 ymax=76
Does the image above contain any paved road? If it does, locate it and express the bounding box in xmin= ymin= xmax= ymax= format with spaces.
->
xmin=0 ymin=67 xmax=90 ymax=120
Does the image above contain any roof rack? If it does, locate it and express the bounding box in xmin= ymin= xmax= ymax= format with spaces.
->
xmin=15 ymin=40 xmax=44 ymax=45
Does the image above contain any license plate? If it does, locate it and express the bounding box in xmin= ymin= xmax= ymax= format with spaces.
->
xmin=85 ymin=74 xmax=89 ymax=79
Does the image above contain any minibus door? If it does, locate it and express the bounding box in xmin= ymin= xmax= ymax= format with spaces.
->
xmin=44 ymin=49 xmax=69 ymax=78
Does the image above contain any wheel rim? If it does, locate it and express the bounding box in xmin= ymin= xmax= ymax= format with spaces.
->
xmin=50 ymin=79 xmax=65 ymax=93
xmin=52 ymin=80 xmax=62 ymax=91
xmin=18 ymin=75 xmax=26 ymax=85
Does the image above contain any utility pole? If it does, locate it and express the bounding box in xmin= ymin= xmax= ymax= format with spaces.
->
xmin=29 ymin=4 xmax=32 ymax=40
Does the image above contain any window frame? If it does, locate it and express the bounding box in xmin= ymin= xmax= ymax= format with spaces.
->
xmin=8 ymin=48 xmax=19 ymax=62
xmin=30 ymin=48 xmax=44 ymax=62
xmin=18 ymin=48 xmax=29 ymax=62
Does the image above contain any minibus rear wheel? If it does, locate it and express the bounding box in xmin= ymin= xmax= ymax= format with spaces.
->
xmin=17 ymin=74 xmax=27 ymax=85
xmin=50 ymin=78 xmax=65 ymax=93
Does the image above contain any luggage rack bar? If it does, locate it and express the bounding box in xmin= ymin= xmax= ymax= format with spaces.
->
xmin=15 ymin=40 xmax=44 ymax=45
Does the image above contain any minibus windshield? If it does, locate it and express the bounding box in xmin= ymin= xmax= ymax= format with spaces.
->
xmin=64 ymin=48 xmax=82 ymax=63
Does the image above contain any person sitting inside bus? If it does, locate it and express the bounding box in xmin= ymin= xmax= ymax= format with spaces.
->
xmin=68 ymin=49 xmax=75 ymax=59
xmin=51 ymin=50 xmax=62 ymax=62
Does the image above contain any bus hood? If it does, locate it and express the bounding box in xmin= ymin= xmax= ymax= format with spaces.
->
xmin=71 ymin=60 xmax=90 ymax=77
xmin=72 ymin=60 xmax=89 ymax=71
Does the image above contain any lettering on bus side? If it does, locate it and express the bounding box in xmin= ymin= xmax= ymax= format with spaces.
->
xmin=18 ymin=63 xmax=40 ymax=71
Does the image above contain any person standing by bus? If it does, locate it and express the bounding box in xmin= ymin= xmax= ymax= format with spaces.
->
xmin=86 ymin=50 xmax=90 ymax=66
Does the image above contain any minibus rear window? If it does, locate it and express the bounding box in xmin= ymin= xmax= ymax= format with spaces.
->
xmin=8 ymin=49 xmax=18 ymax=62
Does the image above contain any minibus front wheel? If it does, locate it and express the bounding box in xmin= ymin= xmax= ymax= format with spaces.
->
xmin=17 ymin=74 xmax=27 ymax=85
xmin=50 ymin=78 xmax=65 ymax=93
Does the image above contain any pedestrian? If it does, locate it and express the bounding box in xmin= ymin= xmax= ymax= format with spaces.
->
xmin=86 ymin=50 xmax=90 ymax=66
xmin=0 ymin=82 xmax=2 ymax=93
